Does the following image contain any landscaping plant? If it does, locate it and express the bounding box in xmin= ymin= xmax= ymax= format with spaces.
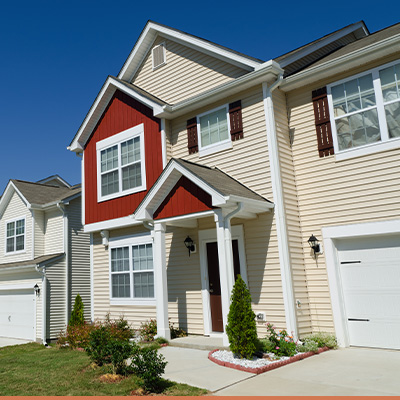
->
xmin=139 ymin=319 xmax=157 ymax=342
xmin=265 ymin=323 xmax=297 ymax=357
xmin=226 ymin=275 xmax=258 ymax=359
xmin=69 ymin=294 xmax=85 ymax=326
xmin=57 ymin=322 xmax=94 ymax=349
xmin=169 ymin=319 xmax=187 ymax=339
xmin=130 ymin=346 xmax=167 ymax=392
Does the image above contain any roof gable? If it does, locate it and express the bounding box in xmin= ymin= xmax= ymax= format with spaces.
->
xmin=118 ymin=21 xmax=262 ymax=83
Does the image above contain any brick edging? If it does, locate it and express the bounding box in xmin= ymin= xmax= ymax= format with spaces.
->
xmin=208 ymin=347 xmax=330 ymax=375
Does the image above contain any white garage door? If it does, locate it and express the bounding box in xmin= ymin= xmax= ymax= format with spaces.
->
xmin=337 ymin=234 xmax=400 ymax=349
xmin=0 ymin=289 xmax=35 ymax=340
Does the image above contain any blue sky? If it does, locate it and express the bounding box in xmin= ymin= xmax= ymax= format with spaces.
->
xmin=0 ymin=0 xmax=398 ymax=191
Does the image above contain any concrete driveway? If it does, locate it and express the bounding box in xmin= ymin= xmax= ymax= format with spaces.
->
xmin=0 ymin=337 xmax=31 ymax=348
xmin=160 ymin=346 xmax=400 ymax=396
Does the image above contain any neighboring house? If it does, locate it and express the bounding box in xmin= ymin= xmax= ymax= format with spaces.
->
xmin=0 ymin=176 xmax=90 ymax=344
xmin=68 ymin=20 xmax=400 ymax=350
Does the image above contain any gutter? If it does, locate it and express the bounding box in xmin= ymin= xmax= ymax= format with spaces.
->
xmin=280 ymin=33 xmax=400 ymax=91
xmin=262 ymin=74 xmax=298 ymax=339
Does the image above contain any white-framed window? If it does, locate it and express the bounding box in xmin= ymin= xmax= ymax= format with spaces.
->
xmin=109 ymin=233 xmax=155 ymax=305
xmin=96 ymin=124 xmax=146 ymax=202
xmin=197 ymin=105 xmax=232 ymax=156
xmin=152 ymin=42 xmax=166 ymax=70
xmin=5 ymin=217 xmax=25 ymax=254
xmin=327 ymin=59 xmax=400 ymax=160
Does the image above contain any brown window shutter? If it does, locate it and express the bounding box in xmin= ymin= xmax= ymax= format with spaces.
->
xmin=312 ymin=87 xmax=334 ymax=157
xmin=229 ymin=100 xmax=243 ymax=141
xmin=187 ymin=117 xmax=198 ymax=154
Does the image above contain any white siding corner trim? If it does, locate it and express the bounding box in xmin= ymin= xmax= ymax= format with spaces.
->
xmin=322 ymin=219 xmax=400 ymax=348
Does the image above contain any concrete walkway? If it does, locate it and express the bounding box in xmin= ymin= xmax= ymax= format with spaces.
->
xmin=159 ymin=346 xmax=400 ymax=396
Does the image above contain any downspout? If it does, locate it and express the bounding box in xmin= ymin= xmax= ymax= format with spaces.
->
xmin=35 ymin=264 xmax=47 ymax=346
xmin=57 ymin=202 xmax=69 ymax=326
xmin=160 ymin=119 xmax=167 ymax=168
xmin=262 ymin=74 xmax=298 ymax=338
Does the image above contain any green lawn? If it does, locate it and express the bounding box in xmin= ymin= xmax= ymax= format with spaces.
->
xmin=0 ymin=343 xmax=207 ymax=396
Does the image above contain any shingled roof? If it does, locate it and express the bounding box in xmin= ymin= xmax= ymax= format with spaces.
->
xmin=11 ymin=180 xmax=81 ymax=206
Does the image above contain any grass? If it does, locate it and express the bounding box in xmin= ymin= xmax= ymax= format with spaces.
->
xmin=0 ymin=343 xmax=207 ymax=396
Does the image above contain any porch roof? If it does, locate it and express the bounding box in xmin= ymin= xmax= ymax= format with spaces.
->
xmin=134 ymin=158 xmax=273 ymax=223
xmin=0 ymin=253 xmax=65 ymax=272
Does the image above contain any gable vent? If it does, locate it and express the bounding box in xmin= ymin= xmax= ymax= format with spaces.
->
xmin=152 ymin=43 xmax=166 ymax=70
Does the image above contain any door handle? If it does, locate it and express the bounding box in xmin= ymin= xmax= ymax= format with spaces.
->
xmin=209 ymin=289 xmax=214 ymax=293
xmin=8 ymin=316 xmax=11 ymax=322
xmin=348 ymin=318 xmax=369 ymax=322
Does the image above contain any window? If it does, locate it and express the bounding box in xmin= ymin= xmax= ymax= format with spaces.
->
xmin=197 ymin=105 xmax=232 ymax=156
xmin=6 ymin=217 xmax=25 ymax=254
xmin=152 ymin=43 xmax=166 ymax=70
xmin=327 ymin=60 xmax=400 ymax=159
xmin=110 ymin=238 xmax=154 ymax=304
xmin=96 ymin=124 xmax=146 ymax=202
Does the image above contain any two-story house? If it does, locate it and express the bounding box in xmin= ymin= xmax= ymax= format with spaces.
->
xmin=0 ymin=176 xmax=90 ymax=344
xmin=68 ymin=20 xmax=400 ymax=349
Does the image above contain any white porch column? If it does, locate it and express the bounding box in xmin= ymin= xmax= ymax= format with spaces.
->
xmin=214 ymin=209 xmax=235 ymax=346
xmin=153 ymin=222 xmax=171 ymax=340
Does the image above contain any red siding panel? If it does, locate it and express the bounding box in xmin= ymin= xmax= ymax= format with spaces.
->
xmin=153 ymin=176 xmax=213 ymax=220
xmin=84 ymin=90 xmax=163 ymax=224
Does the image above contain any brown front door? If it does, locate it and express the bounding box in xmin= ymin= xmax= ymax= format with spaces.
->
xmin=206 ymin=240 xmax=241 ymax=332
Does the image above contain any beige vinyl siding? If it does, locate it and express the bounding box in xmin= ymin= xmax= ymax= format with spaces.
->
xmin=0 ymin=272 xmax=42 ymax=341
xmin=287 ymin=60 xmax=400 ymax=332
xmin=0 ymin=190 xmax=32 ymax=263
xmin=92 ymin=228 xmax=156 ymax=328
xmin=67 ymin=197 xmax=91 ymax=322
xmin=273 ymin=89 xmax=311 ymax=336
xmin=34 ymin=210 xmax=45 ymax=258
xmin=132 ymin=36 xmax=248 ymax=104
xmin=166 ymin=226 xmax=203 ymax=334
xmin=46 ymin=258 xmax=66 ymax=338
xmin=44 ymin=209 xmax=64 ymax=254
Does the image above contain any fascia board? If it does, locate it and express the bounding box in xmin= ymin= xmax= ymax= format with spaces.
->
xmin=83 ymin=216 xmax=142 ymax=233
xmin=0 ymin=265 xmax=37 ymax=275
xmin=280 ymin=34 xmax=400 ymax=92
xmin=118 ymin=22 xmax=261 ymax=82
xmin=0 ymin=182 xmax=31 ymax=217
xmin=68 ymin=76 xmax=164 ymax=152
xmin=225 ymin=195 xmax=274 ymax=211
xmin=279 ymin=21 xmax=368 ymax=68
xmin=134 ymin=160 xmax=226 ymax=220
xmin=156 ymin=61 xmax=283 ymax=118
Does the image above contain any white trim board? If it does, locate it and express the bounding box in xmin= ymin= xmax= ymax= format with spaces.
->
xmin=322 ymin=219 xmax=400 ymax=348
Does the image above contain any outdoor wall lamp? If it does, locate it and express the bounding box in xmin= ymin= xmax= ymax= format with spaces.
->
xmin=308 ymin=234 xmax=321 ymax=255
xmin=184 ymin=236 xmax=195 ymax=257
xmin=34 ymin=284 xmax=40 ymax=296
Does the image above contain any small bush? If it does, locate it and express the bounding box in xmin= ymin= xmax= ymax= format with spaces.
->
xmin=139 ymin=319 xmax=157 ymax=342
xmin=265 ymin=323 xmax=297 ymax=357
xmin=155 ymin=337 xmax=169 ymax=345
xmin=255 ymin=338 xmax=275 ymax=353
xmin=69 ymin=294 xmax=85 ymax=326
xmin=103 ymin=313 xmax=134 ymax=341
xmin=302 ymin=332 xmax=337 ymax=349
xmin=130 ymin=347 xmax=167 ymax=392
xmin=226 ymin=275 xmax=258 ymax=359
xmin=296 ymin=338 xmax=319 ymax=353
xmin=57 ymin=322 xmax=94 ymax=349
xmin=86 ymin=326 xmax=113 ymax=366
xmin=108 ymin=339 xmax=138 ymax=375
xmin=169 ymin=320 xmax=187 ymax=339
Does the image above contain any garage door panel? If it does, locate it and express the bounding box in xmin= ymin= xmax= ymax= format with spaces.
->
xmin=0 ymin=290 xmax=35 ymax=340
xmin=337 ymin=234 xmax=400 ymax=350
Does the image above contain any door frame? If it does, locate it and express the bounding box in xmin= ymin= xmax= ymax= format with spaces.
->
xmin=322 ymin=219 xmax=400 ymax=348
xmin=199 ymin=224 xmax=248 ymax=336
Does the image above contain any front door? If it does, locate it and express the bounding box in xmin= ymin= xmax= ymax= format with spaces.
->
xmin=206 ymin=240 xmax=241 ymax=332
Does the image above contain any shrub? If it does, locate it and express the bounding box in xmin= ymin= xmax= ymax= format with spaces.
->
xmin=265 ymin=323 xmax=297 ymax=357
xmin=69 ymin=294 xmax=85 ymax=326
xmin=103 ymin=313 xmax=134 ymax=341
xmin=139 ymin=319 xmax=157 ymax=342
xmin=130 ymin=347 xmax=167 ymax=392
xmin=57 ymin=322 xmax=94 ymax=349
xmin=296 ymin=338 xmax=319 ymax=353
xmin=226 ymin=275 xmax=258 ymax=359
xmin=86 ymin=326 xmax=113 ymax=365
xmin=169 ymin=320 xmax=187 ymax=339
xmin=108 ymin=339 xmax=138 ymax=375
xmin=300 ymin=332 xmax=337 ymax=349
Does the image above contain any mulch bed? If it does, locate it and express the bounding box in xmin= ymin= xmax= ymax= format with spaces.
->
xmin=208 ymin=346 xmax=330 ymax=374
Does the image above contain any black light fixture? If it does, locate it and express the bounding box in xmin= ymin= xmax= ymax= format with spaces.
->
xmin=184 ymin=236 xmax=195 ymax=257
xmin=34 ymin=284 xmax=40 ymax=295
xmin=308 ymin=234 xmax=320 ymax=255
